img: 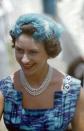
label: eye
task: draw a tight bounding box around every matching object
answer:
[15,47,24,53]
[29,50,38,55]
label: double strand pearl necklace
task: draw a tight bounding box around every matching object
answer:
[19,66,53,96]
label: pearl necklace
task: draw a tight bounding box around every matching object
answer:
[19,66,53,96]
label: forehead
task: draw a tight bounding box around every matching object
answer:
[15,34,44,50]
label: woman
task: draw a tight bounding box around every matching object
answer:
[0,13,84,131]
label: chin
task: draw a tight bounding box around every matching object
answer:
[22,67,38,76]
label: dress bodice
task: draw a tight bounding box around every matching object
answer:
[0,75,81,131]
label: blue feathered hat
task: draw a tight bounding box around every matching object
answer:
[10,13,64,41]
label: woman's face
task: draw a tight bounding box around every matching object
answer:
[15,34,49,76]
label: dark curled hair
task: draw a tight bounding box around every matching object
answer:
[11,24,61,58]
[43,37,61,58]
[67,57,84,86]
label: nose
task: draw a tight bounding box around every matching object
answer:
[21,53,30,64]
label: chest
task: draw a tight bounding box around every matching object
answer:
[22,88,55,109]
[3,91,72,131]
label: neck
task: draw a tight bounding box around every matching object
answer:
[19,65,53,96]
[22,64,49,88]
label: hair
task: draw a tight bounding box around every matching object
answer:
[10,13,63,58]
[67,57,84,86]
[11,24,62,58]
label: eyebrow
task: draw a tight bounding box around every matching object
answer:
[15,44,40,52]
[15,39,40,51]
[15,45,23,49]
[16,39,24,44]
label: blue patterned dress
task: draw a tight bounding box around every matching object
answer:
[0,75,81,131]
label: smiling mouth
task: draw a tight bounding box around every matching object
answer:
[23,64,35,69]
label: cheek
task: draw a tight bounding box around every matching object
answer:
[15,53,22,63]
[40,54,48,61]
[37,56,48,64]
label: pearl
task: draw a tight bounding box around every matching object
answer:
[19,66,53,96]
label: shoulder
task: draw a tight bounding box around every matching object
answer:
[62,74,81,102]
[62,75,81,109]
[0,76,13,97]
[52,68,81,92]
[0,70,19,89]
[63,75,81,92]
[0,76,12,86]
[51,68,65,91]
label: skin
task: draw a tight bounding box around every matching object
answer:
[71,88,84,131]
[0,91,4,120]
[0,34,84,131]
[15,34,49,84]
[14,34,64,109]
